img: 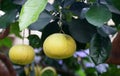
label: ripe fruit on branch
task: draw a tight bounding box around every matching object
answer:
[9,44,35,65]
[43,33,76,59]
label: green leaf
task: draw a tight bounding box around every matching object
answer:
[67,19,97,43]
[29,10,52,30]
[19,0,48,31]
[70,2,89,16]
[1,0,19,11]
[90,33,112,64]
[0,10,18,28]
[97,25,117,37]
[75,68,86,76]
[85,67,97,76]
[101,65,120,76]
[105,0,120,14]
[112,13,120,26]
[63,57,80,70]
[28,35,41,48]
[62,10,73,22]
[85,5,112,27]
[41,70,55,76]
[10,22,22,38]
[0,37,12,48]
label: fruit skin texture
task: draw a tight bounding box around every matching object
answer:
[9,44,35,65]
[43,33,76,59]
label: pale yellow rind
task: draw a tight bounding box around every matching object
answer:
[43,33,76,59]
[9,44,35,65]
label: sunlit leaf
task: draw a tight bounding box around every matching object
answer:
[19,0,48,31]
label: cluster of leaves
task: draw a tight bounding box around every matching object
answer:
[0,0,120,76]
[26,0,118,65]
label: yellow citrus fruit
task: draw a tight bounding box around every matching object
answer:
[43,33,76,59]
[9,44,35,65]
[40,66,57,76]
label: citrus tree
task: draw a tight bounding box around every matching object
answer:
[0,0,120,76]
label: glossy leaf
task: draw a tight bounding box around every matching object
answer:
[97,25,117,37]
[67,19,97,43]
[0,9,18,28]
[90,33,112,64]
[85,5,112,27]
[29,10,53,30]
[19,0,48,31]
[70,2,89,16]
[62,23,87,50]
[104,0,120,14]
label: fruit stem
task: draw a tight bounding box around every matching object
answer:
[58,6,65,34]
[58,6,62,27]
[22,29,25,44]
